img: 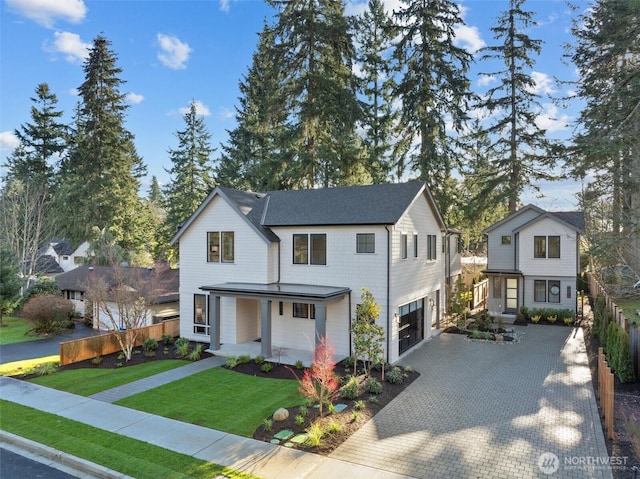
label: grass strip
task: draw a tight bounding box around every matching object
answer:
[117,367,304,437]
[30,360,190,396]
[0,400,259,479]
[0,316,39,345]
[0,356,59,377]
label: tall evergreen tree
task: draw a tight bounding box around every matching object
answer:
[163,101,216,238]
[477,0,556,213]
[217,25,294,191]
[569,0,640,276]
[0,248,22,326]
[148,175,164,205]
[5,83,67,189]
[267,0,363,188]
[393,0,472,216]
[356,0,398,182]
[55,35,149,251]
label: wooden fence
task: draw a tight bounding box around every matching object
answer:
[597,347,614,440]
[59,319,180,366]
[588,273,640,377]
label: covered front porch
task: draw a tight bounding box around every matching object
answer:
[200,282,351,365]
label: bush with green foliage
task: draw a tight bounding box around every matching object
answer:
[340,376,360,400]
[161,334,174,345]
[605,322,636,382]
[225,356,238,368]
[351,288,385,377]
[254,355,265,365]
[21,294,74,335]
[175,338,190,357]
[238,354,251,364]
[187,343,202,361]
[142,338,158,352]
[365,377,382,394]
[386,366,404,384]
[261,362,273,373]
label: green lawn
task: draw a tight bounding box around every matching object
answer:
[30,360,190,396]
[0,356,59,377]
[0,316,39,345]
[0,400,259,479]
[116,367,304,437]
[618,298,640,325]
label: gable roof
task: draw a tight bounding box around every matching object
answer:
[55,265,180,304]
[482,204,585,235]
[171,182,446,245]
[37,238,73,256]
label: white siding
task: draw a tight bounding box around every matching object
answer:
[517,217,579,277]
[177,195,272,341]
[486,209,540,271]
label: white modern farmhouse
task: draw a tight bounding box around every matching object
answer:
[482,205,585,319]
[171,182,460,364]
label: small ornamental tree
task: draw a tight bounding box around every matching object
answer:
[0,249,22,326]
[298,336,339,417]
[351,288,385,377]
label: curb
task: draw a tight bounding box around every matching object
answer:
[0,430,134,479]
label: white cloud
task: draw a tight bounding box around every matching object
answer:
[529,71,556,96]
[156,33,192,70]
[535,103,570,133]
[0,131,20,151]
[477,74,496,87]
[219,0,232,12]
[126,92,144,104]
[454,24,486,54]
[179,100,210,117]
[6,0,87,28]
[219,107,234,120]
[45,31,90,63]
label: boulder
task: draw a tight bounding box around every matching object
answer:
[273,408,289,421]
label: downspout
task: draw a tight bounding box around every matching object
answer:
[385,225,392,364]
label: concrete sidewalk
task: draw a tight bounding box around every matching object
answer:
[0,324,614,479]
[0,375,413,479]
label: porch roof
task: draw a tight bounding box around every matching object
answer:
[482,269,523,275]
[200,282,350,302]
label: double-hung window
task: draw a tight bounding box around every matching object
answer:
[534,236,560,259]
[534,280,561,303]
[356,233,375,253]
[427,235,437,260]
[194,294,209,334]
[207,231,234,263]
[293,234,326,265]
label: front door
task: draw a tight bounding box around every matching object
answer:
[505,278,518,313]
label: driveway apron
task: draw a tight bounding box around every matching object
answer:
[331,325,612,479]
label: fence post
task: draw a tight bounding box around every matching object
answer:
[630,326,639,378]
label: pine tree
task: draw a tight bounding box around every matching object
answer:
[55,35,149,251]
[148,176,164,205]
[356,0,398,182]
[217,25,294,191]
[569,0,640,276]
[5,83,67,189]
[393,0,472,216]
[267,0,363,188]
[163,100,216,237]
[477,0,557,213]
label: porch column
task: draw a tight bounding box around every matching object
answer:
[209,294,220,350]
[260,299,272,358]
[314,302,327,348]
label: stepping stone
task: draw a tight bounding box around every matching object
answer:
[274,429,294,440]
[334,404,348,413]
[290,434,308,444]
[270,439,280,444]
[284,442,294,447]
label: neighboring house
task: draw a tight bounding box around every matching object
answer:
[55,264,179,329]
[482,205,585,319]
[33,239,91,278]
[171,182,460,364]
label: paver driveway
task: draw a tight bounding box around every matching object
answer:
[331,325,613,479]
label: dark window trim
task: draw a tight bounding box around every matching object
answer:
[401,234,408,259]
[413,234,418,258]
[292,303,316,319]
[356,233,375,254]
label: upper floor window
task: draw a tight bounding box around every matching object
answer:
[401,234,408,259]
[501,235,511,245]
[293,234,326,265]
[427,234,437,260]
[208,231,234,263]
[356,233,375,254]
[534,236,560,259]
[413,234,418,257]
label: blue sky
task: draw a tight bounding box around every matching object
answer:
[1,0,585,209]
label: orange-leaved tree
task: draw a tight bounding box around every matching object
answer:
[298,336,339,417]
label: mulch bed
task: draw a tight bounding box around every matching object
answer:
[240,360,419,455]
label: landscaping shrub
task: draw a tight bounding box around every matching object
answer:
[305,422,325,447]
[605,322,636,382]
[225,356,238,369]
[175,338,190,357]
[142,338,158,354]
[161,334,174,345]
[340,376,359,400]
[187,344,202,361]
[294,359,305,370]
[21,294,74,335]
[386,366,404,384]
[254,355,265,365]
[365,377,382,394]
[34,362,58,376]
[17,279,62,311]
[238,354,251,364]
[261,362,273,373]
